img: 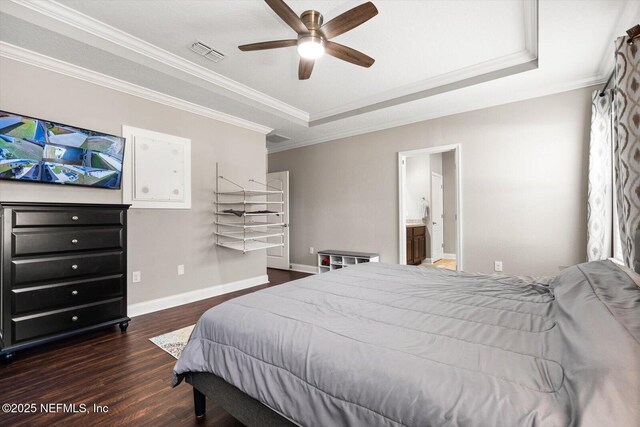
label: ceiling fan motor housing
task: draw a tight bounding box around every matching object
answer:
[301,10,323,30]
[298,10,325,52]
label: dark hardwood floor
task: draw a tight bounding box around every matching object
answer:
[0,268,310,427]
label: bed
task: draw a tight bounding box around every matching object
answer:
[173,260,640,426]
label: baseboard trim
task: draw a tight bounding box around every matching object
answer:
[127,274,269,317]
[290,263,317,274]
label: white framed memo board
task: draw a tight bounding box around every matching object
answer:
[121,125,192,209]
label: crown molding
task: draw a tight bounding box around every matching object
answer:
[523,0,538,57]
[6,0,309,123]
[309,0,539,125]
[0,42,273,135]
[308,49,538,125]
[268,73,606,154]
[1,0,605,151]
[5,0,542,128]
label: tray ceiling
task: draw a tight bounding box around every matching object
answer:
[56,0,532,116]
[0,0,637,152]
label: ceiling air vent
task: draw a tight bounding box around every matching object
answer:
[266,133,291,144]
[189,41,225,63]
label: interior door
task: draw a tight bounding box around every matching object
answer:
[267,171,289,269]
[431,173,444,262]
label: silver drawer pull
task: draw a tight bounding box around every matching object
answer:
[71,290,78,296]
[71,239,79,244]
[71,316,78,322]
[71,215,79,221]
[71,264,79,270]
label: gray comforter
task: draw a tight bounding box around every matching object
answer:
[173,260,640,426]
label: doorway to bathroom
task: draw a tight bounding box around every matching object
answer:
[398,145,462,270]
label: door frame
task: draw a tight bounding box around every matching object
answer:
[266,171,290,270]
[430,172,444,262]
[398,144,463,270]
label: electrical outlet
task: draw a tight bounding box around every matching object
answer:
[132,271,141,283]
[178,264,185,276]
[309,247,314,254]
[494,261,503,272]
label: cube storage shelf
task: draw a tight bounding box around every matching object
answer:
[317,250,380,273]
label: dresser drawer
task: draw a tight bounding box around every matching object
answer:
[12,251,124,285]
[12,275,124,314]
[12,298,125,342]
[12,227,124,256]
[13,208,124,227]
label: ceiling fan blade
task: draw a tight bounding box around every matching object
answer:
[324,41,375,68]
[238,39,297,51]
[298,58,314,80]
[264,0,309,34]
[320,2,378,40]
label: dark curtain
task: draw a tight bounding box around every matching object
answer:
[613,36,640,271]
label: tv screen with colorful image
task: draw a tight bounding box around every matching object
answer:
[0,111,125,189]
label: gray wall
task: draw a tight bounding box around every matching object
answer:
[269,87,593,276]
[442,150,457,254]
[0,58,267,305]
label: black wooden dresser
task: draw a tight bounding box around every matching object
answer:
[0,202,130,363]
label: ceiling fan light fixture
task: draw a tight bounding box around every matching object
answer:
[297,36,324,59]
[238,0,379,79]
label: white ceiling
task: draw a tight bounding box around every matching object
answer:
[56,0,529,115]
[0,0,637,152]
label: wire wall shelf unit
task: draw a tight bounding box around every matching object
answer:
[215,173,285,254]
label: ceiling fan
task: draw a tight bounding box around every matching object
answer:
[238,0,378,80]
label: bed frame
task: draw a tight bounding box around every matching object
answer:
[186,372,297,426]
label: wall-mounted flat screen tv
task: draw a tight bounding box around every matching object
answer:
[0,111,125,189]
